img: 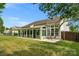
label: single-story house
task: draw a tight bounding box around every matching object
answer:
[12,17,70,39]
[4,29,12,35]
[4,26,19,36]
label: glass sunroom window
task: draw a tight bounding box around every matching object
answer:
[55,28,59,36]
[42,30,46,36]
[47,29,50,36]
[42,27,46,36]
[51,29,54,36]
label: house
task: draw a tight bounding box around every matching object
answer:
[4,30,12,35]
[11,26,19,36]
[12,17,69,39]
[4,26,19,36]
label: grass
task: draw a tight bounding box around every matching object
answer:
[0,35,79,56]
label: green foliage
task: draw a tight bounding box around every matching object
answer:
[0,26,5,33]
[69,25,78,32]
[0,3,5,33]
[5,27,10,30]
[0,17,5,33]
[38,3,79,19]
[0,17,3,25]
[69,26,76,32]
[0,3,5,13]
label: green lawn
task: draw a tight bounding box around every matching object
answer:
[0,35,79,56]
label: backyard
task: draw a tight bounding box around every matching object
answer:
[0,35,79,56]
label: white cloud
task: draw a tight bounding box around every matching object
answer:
[4,16,20,21]
[15,21,29,27]
[5,3,16,8]
[9,17,20,20]
[3,16,30,27]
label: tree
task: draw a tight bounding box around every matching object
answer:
[69,21,79,32]
[0,17,3,25]
[38,3,79,19]
[69,26,77,32]
[0,17,5,33]
[0,3,5,14]
[0,26,5,33]
[0,3,5,33]
[6,27,10,30]
[37,3,79,38]
[37,3,79,26]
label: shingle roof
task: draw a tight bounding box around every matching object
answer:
[22,17,60,28]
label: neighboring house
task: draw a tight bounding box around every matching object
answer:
[4,26,19,36]
[11,26,19,36]
[4,30,11,35]
[12,17,69,40]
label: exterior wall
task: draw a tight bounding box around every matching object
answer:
[60,21,69,31]
[59,20,70,38]
[40,25,59,40]
[4,30,11,35]
[13,19,71,39]
[17,25,59,40]
[12,30,19,36]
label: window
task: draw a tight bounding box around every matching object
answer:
[55,28,59,36]
[42,27,46,29]
[51,29,54,36]
[47,28,50,36]
[51,25,54,28]
[55,25,59,27]
[37,30,40,35]
[51,28,59,36]
[42,29,46,36]
[30,30,32,35]
[42,27,46,36]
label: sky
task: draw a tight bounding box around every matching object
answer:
[2,3,48,28]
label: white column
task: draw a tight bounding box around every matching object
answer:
[40,27,42,40]
[12,31,14,36]
[50,25,51,36]
[18,30,20,36]
[32,29,33,38]
[35,29,36,38]
[22,30,23,37]
[19,30,21,36]
[20,30,22,37]
[22,29,24,37]
[59,29,61,38]
[36,29,38,38]
[46,26,47,37]
[27,29,28,37]
[54,25,56,37]
[26,29,27,37]
[21,30,23,37]
[29,29,30,38]
[24,30,25,37]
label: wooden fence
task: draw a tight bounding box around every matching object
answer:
[61,31,79,42]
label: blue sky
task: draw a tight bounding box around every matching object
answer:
[2,3,48,28]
